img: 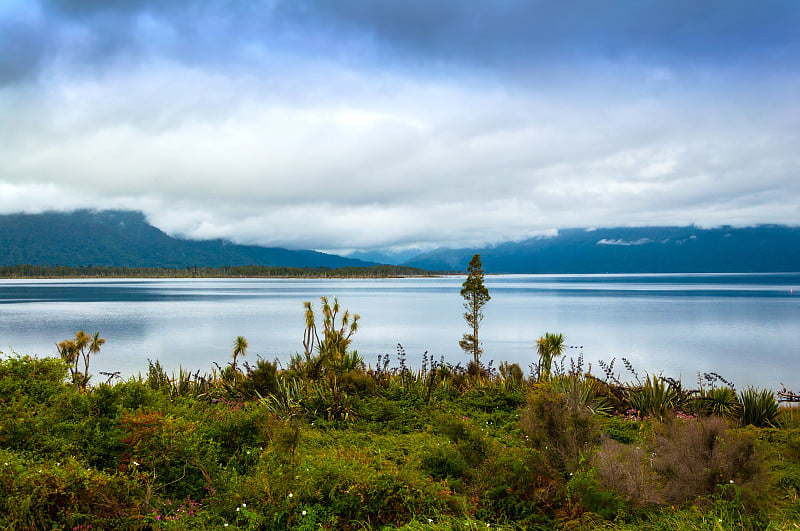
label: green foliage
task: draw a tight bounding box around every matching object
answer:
[239,358,280,399]
[535,332,565,381]
[549,375,612,416]
[739,387,780,427]
[459,253,490,365]
[697,386,741,420]
[0,338,797,529]
[522,384,600,475]
[627,375,678,420]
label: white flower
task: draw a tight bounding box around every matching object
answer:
[236,508,240,512]
[132,461,139,466]
[428,519,432,523]
[302,510,307,516]
[224,524,229,528]
[242,503,246,507]
[730,479,734,484]
[289,493,293,498]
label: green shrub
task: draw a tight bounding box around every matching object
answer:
[627,375,678,420]
[522,384,600,475]
[697,386,741,420]
[739,387,779,427]
[239,358,280,398]
[0,450,140,529]
[479,446,560,524]
[566,467,627,521]
[421,447,468,482]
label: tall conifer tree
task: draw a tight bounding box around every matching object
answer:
[459,254,490,365]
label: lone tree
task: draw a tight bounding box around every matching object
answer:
[232,335,248,372]
[459,253,490,365]
[536,332,565,380]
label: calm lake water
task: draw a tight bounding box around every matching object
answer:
[1,274,798,389]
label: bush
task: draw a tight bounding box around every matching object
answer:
[627,375,678,420]
[0,450,140,529]
[594,416,766,507]
[479,447,560,524]
[739,387,779,427]
[697,386,741,421]
[239,359,280,399]
[522,384,600,475]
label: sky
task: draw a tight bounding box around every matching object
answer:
[1,1,799,253]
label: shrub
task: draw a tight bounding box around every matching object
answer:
[627,375,678,420]
[479,446,561,524]
[595,416,766,507]
[592,437,661,506]
[239,358,280,399]
[739,387,779,427]
[438,415,489,467]
[420,447,468,482]
[697,386,741,421]
[0,450,140,529]
[654,417,766,504]
[521,384,600,475]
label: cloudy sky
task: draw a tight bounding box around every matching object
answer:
[1,1,799,253]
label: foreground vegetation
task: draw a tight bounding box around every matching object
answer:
[0,264,440,279]
[2,335,800,529]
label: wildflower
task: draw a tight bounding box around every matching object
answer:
[242,503,246,507]
[289,493,293,498]
[730,479,734,484]
[224,524,229,527]
[132,461,139,466]
[302,510,307,516]
[428,519,432,523]
[236,508,240,512]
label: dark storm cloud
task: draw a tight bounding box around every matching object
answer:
[282,0,800,68]
[12,0,798,81]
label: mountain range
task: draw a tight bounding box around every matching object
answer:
[402,226,800,273]
[0,210,371,269]
[1,210,798,273]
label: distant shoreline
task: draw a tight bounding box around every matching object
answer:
[0,264,444,279]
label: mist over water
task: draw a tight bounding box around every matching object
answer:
[1,274,798,389]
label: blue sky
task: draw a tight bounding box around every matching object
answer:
[1,0,799,252]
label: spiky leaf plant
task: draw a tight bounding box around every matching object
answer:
[627,375,678,421]
[698,387,741,421]
[739,387,779,427]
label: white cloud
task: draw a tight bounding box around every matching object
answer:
[1,2,799,252]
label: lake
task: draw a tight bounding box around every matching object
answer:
[1,274,798,390]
